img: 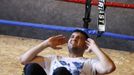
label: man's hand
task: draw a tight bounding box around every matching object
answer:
[85,38,97,52]
[45,35,67,49]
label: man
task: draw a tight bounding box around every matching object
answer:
[19,30,116,75]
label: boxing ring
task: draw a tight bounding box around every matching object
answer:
[0,0,134,75]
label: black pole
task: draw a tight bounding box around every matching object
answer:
[83,0,92,28]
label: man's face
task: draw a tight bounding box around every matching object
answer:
[67,32,87,51]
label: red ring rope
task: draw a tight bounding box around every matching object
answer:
[59,0,134,9]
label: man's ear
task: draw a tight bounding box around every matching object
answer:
[85,48,92,53]
[85,45,88,49]
[84,43,88,50]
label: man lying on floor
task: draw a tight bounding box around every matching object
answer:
[19,30,116,75]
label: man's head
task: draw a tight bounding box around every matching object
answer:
[67,30,89,56]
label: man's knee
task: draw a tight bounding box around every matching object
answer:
[24,63,46,75]
[24,63,40,69]
[53,67,72,75]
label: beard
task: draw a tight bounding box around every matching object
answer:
[67,45,82,54]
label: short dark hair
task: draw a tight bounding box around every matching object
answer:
[73,29,89,39]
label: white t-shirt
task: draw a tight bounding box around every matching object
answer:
[39,55,98,75]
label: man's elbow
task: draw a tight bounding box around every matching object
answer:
[106,63,116,73]
[18,56,28,65]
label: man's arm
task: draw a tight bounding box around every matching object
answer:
[86,38,116,74]
[19,35,67,65]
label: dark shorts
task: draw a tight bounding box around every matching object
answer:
[24,63,72,75]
